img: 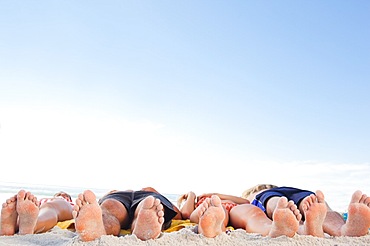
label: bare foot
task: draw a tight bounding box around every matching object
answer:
[16,190,39,235]
[197,195,226,238]
[269,197,300,238]
[0,195,18,235]
[131,196,164,240]
[73,190,106,242]
[299,190,327,237]
[341,190,370,237]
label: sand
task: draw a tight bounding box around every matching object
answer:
[0,226,369,246]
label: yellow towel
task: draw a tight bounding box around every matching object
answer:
[118,220,197,235]
[164,219,196,233]
[57,219,197,235]
[56,219,75,230]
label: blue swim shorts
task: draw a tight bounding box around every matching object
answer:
[251,186,314,213]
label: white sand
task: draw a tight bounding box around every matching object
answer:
[0,226,369,246]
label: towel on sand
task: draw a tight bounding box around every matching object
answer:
[56,219,198,235]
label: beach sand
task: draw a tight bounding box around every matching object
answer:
[0,225,369,246]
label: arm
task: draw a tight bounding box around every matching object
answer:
[198,193,250,204]
[177,191,196,220]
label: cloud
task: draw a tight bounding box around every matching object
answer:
[1,106,368,212]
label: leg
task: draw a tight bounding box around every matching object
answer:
[322,207,345,236]
[340,190,370,236]
[131,196,164,240]
[298,190,327,237]
[323,190,370,237]
[34,199,73,233]
[264,196,280,220]
[229,197,300,238]
[16,190,39,235]
[0,195,18,235]
[100,198,130,236]
[269,197,301,238]
[73,190,107,242]
[179,191,196,220]
[195,195,226,238]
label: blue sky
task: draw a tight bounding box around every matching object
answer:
[0,1,369,207]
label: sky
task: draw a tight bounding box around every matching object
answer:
[0,1,369,211]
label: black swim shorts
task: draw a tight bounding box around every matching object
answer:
[98,190,177,229]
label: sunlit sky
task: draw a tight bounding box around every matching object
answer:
[0,1,369,209]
